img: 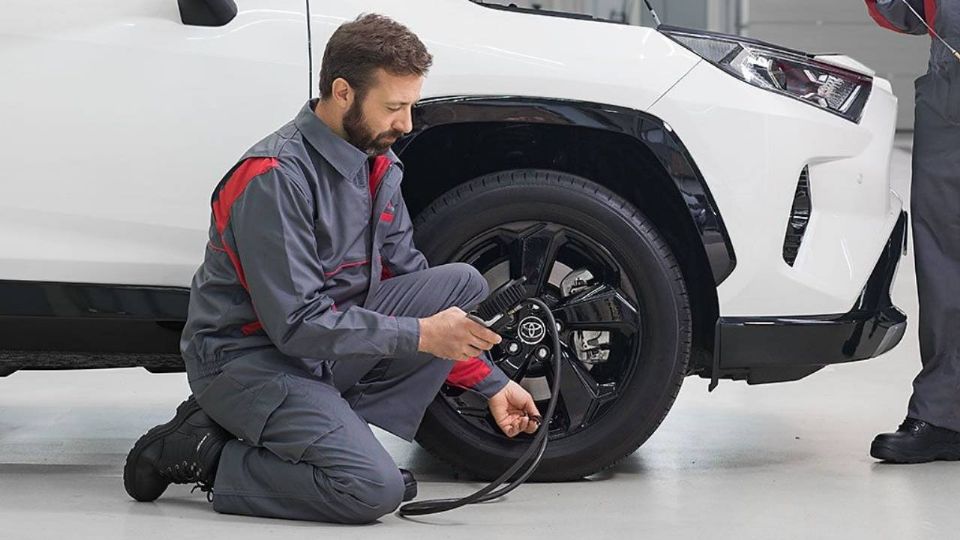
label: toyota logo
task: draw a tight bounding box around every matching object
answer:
[518,316,546,345]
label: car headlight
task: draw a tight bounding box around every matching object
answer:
[660,27,873,123]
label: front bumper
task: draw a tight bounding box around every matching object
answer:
[648,59,902,317]
[711,211,908,386]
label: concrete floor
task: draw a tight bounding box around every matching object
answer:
[3,135,957,540]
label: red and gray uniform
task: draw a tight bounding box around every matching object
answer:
[866,1,960,431]
[179,100,509,523]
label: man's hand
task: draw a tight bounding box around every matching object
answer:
[418,307,502,361]
[488,380,541,438]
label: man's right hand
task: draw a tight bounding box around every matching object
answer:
[417,307,502,361]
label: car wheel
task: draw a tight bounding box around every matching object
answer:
[412,169,692,481]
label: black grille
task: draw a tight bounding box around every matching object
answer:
[783,166,811,266]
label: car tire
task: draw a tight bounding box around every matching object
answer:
[412,169,692,481]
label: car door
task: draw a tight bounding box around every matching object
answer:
[0,0,309,288]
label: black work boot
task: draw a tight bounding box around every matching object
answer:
[871,418,960,463]
[400,468,417,502]
[124,396,232,502]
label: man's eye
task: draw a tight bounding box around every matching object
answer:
[388,106,402,112]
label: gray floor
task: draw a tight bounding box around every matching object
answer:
[3,134,956,540]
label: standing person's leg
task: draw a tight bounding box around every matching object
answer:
[872,72,960,462]
[193,350,406,523]
[330,262,495,441]
[906,85,960,432]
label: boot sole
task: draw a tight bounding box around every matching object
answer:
[870,441,960,464]
[123,397,200,502]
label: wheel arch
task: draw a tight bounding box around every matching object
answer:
[396,96,734,374]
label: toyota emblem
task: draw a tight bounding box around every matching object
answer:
[518,316,546,345]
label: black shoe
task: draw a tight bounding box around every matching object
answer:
[400,468,417,502]
[124,396,232,502]
[871,418,960,463]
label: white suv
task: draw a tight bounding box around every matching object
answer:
[0,0,907,480]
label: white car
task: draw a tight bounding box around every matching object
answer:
[0,0,907,480]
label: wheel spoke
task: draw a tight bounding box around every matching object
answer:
[501,223,567,297]
[553,284,640,336]
[544,342,617,430]
[498,352,535,382]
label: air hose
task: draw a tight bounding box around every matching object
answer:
[397,277,562,516]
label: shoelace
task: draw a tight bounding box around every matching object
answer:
[900,419,926,433]
[898,419,960,442]
[162,460,202,484]
[161,461,214,502]
[190,483,214,503]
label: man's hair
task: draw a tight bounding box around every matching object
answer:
[319,13,433,100]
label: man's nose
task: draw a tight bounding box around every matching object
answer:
[395,111,413,134]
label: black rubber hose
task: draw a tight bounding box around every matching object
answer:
[397,297,562,516]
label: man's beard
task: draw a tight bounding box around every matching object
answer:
[342,98,403,156]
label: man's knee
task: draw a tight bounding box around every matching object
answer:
[298,437,405,524]
[439,262,488,308]
[320,464,405,524]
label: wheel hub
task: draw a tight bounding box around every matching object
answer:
[517,315,547,345]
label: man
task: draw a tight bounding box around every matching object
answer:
[123,13,541,523]
[865,0,960,462]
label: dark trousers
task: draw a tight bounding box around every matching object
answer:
[906,67,960,432]
[189,263,488,523]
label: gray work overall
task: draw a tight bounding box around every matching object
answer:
[179,100,509,522]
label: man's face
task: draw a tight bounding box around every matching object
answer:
[342,69,423,156]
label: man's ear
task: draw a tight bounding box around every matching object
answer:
[331,78,354,110]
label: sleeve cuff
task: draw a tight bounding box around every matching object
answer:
[471,365,510,401]
[394,315,421,357]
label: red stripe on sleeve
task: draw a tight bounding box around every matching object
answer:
[864,0,909,33]
[213,158,280,234]
[446,357,492,389]
[210,157,280,291]
[924,0,937,33]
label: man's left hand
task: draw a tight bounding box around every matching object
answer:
[488,380,542,437]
